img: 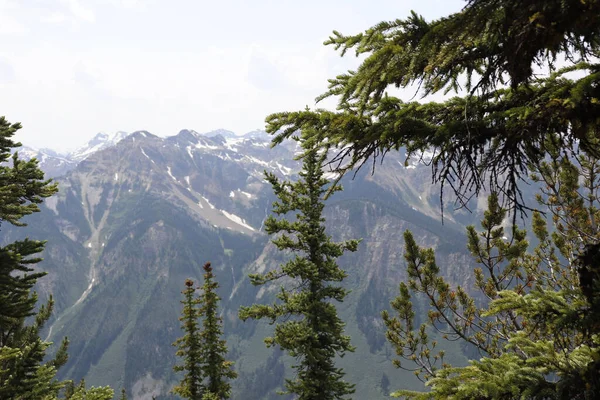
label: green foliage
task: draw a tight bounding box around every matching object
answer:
[61,379,114,400]
[264,0,600,213]
[173,279,204,399]
[258,3,600,393]
[173,264,237,400]
[198,262,237,399]
[239,137,359,400]
[0,116,68,399]
[384,151,600,399]
[0,117,58,227]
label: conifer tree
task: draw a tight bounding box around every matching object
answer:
[198,262,236,400]
[0,116,69,399]
[173,279,203,399]
[258,2,600,396]
[383,141,600,398]
[239,138,359,400]
[173,264,236,400]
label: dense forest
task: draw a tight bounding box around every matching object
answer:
[2,0,600,399]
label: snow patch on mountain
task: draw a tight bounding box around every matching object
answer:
[243,155,269,167]
[186,146,194,159]
[201,195,216,210]
[140,148,155,164]
[195,141,219,151]
[238,190,253,199]
[221,210,255,231]
[167,166,177,181]
[276,162,292,176]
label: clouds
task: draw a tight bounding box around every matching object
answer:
[0,0,28,34]
[0,0,465,151]
[60,0,95,23]
[247,47,287,92]
[0,58,15,84]
[0,0,94,33]
[41,11,69,25]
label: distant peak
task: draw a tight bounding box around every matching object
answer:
[69,130,134,162]
[204,129,237,139]
[130,130,155,138]
[38,147,66,158]
[87,131,130,147]
[88,132,109,145]
[243,129,269,140]
[176,129,201,139]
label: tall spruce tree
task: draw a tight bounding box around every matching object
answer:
[0,116,69,399]
[239,138,359,400]
[173,263,236,400]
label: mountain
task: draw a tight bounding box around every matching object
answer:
[5,128,482,399]
[16,129,277,179]
[14,146,77,178]
[68,131,131,162]
[204,129,237,139]
[14,130,130,178]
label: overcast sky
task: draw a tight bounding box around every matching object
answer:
[1,0,464,151]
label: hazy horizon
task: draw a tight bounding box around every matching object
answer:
[1,0,464,151]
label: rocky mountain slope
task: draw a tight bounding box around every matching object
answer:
[6,129,481,399]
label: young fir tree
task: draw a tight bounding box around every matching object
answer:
[198,262,236,400]
[173,279,203,399]
[239,140,359,400]
[382,137,600,398]
[0,116,70,399]
[173,263,236,400]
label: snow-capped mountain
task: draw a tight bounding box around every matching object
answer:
[68,131,131,162]
[17,129,281,179]
[14,146,76,178]
[15,131,131,177]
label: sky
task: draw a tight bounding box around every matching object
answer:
[0,0,464,152]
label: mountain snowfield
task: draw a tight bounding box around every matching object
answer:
[7,128,481,399]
